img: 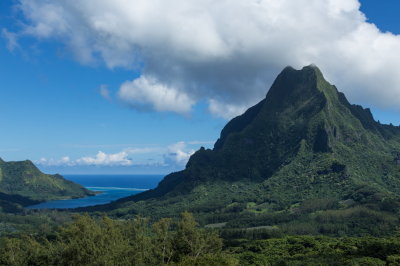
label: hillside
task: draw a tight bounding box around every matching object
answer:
[0,158,94,212]
[90,65,400,236]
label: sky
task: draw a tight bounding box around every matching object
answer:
[0,0,400,174]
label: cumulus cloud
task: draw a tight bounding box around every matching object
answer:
[37,151,133,166]
[14,0,400,118]
[118,75,195,114]
[37,156,71,166]
[208,99,248,120]
[76,151,132,166]
[36,147,158,167]
[164,142,195,166]
[36,144,199,167]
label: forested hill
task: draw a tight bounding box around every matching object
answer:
[0,158,94,212]
[88,66,400,236]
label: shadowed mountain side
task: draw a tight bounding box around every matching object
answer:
[82,66,400,235]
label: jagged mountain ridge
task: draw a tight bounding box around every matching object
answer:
[89,66,400,234]
[125,65,400,201]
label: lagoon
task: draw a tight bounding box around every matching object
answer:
[27,174,164,209]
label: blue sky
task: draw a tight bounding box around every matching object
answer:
[0,0,400,174]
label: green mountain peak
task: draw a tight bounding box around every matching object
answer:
[0,159,95,212]
[94,66,400,235]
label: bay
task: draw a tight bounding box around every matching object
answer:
[27,174,164,209]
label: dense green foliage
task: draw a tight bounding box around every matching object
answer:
[0,210,75,237]
[84,66,400,237]
[0,213,233,266]
[227,235,400,265]
[3,214,400,265]
[0,158,94,212]
[4,65,400,263]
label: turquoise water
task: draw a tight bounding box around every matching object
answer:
[27,175,164,209]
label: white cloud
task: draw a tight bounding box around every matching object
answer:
[74,147,161,166]
[36,148,157,167]
[37,156,71,166]
[208,99,248,120]
[12,0,400,118]
[2,28,19,52]
[37,152,130,167]
[35,144,200,167]
[164,141,195,166]
[118,75,195,114]
[60,156,70,163]
[76,151,132,166]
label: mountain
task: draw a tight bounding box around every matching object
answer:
[0,158,94,212]
[92,65,400,236]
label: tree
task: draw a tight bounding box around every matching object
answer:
[153,218,174,264]
[173,212,223,262]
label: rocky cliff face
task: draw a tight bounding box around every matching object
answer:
[124,65,400,202]
[91,66,400,234]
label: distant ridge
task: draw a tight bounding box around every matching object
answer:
[0,158,95,212]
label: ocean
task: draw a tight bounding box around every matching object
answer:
[27,174,164,209]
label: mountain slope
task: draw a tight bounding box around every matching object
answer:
[0,158,94,211]
[91,65,400,236]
